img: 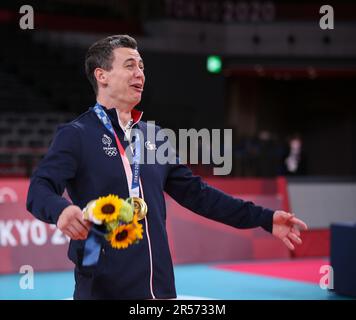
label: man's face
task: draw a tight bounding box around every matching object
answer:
[104,47,145,107]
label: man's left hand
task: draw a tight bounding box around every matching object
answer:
[272,210,308,250]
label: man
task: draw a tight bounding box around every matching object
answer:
[27,35,307,299]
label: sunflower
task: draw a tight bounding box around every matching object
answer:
[93,194,123,223]
[108,224,138,249]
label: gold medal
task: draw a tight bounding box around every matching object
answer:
[129,197,148,221]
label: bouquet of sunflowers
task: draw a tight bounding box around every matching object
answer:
[83,194,145,249]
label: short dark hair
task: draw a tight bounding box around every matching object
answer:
[85,35,138,95]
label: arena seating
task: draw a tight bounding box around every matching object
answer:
[0,112,75,176]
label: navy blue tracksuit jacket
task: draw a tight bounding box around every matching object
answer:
[27,106,275,299]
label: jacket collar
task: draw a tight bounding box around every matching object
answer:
[97,105,143,129]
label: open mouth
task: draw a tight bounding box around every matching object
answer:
[130,84,143,92]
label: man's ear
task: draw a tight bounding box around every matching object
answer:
[94,68,108,86]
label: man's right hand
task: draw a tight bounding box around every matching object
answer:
[57,205,92,240]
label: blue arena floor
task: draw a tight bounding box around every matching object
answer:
[0,261,353,300]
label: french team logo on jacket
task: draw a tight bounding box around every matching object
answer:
[102,134,118,157]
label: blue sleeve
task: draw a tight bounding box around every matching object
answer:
[164,163,274,233]
[26,124,81,224]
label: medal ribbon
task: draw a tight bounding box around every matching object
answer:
[94,103,141,197]
[82,103,142,266]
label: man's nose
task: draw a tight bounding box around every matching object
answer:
[134,67,144,78]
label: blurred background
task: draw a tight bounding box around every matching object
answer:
[0,0,355,299]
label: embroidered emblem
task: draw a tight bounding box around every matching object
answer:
[102,134,118,157]
[145,141,157,151]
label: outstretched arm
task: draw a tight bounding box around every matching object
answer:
[165,163,275,232]
[27,124,91,240]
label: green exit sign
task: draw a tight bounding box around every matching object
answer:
[207,55,222,73]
